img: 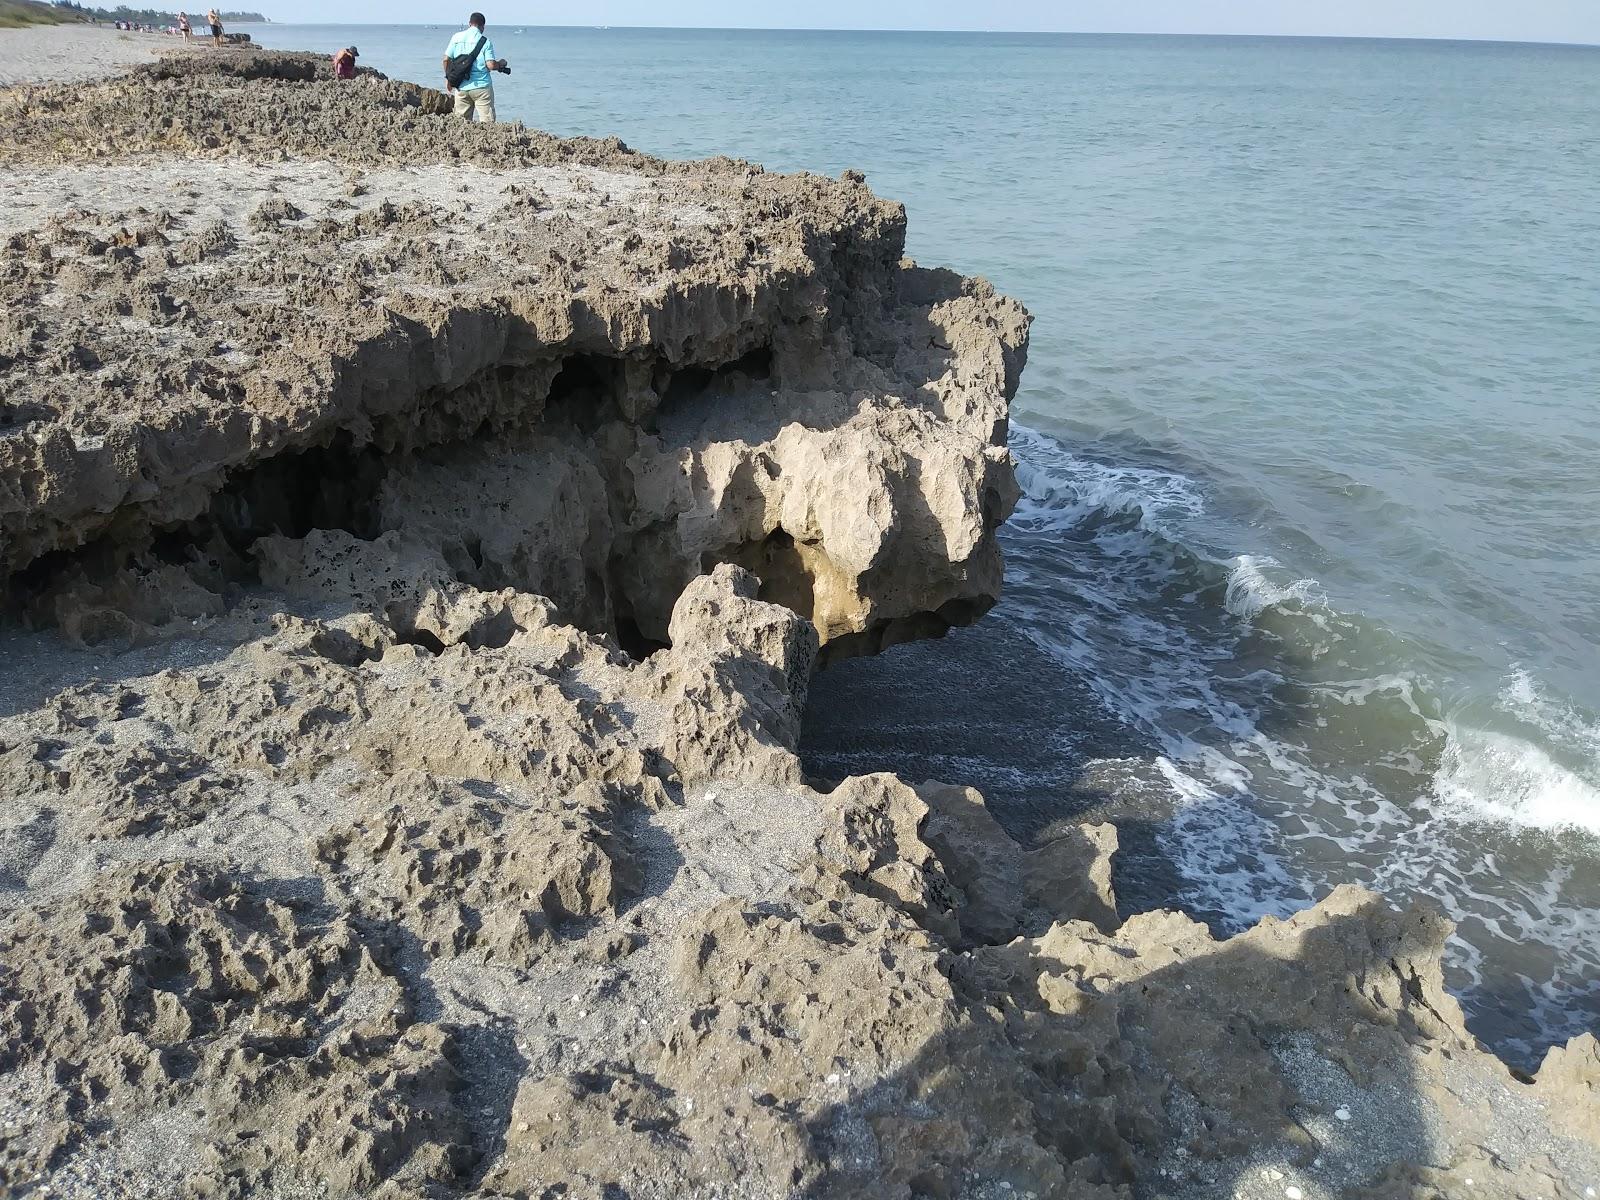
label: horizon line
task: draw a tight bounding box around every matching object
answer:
[252,23,1600,49]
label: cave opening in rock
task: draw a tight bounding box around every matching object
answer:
[651,345,774,431]
[396,628,448,656]
[137,433,394,593]
[5,545,96,614]
[6,343,786,646]
[541,353,622,434]
[2,432,395,621]
[205,433,390,556]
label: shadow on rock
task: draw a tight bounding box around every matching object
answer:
[800,890,1448,1199]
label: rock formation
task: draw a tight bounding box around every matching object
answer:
[0,50,1024,662]
[0,51,1595,1200]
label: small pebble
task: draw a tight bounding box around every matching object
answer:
[1334,1107,1352,1122]
[516,1121,529,1133]
[1285,1189,1304,1200]
[825,1073,841,1084]
[704,790,718,802]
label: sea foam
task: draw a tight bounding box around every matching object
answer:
[990,425,1600,1063]
[1432,671,1600,837]
[1010,424,1205,537]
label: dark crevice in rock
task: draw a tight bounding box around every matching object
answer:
[652,344,774,432]
[397,628,448,656]
[705,527,819,627]
[210,435,390,553]
[306,626,387,668]
[614,615,669,662]
[6,546,89,613]
[818,595,995,668]
[3,338,802,665]
[4,348,623,627]
[540,353,627,435]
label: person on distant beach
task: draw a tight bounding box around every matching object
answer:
[208,9,224,47]
[178,12,191,39]
[333,46,359,80]
[442,12,509,123]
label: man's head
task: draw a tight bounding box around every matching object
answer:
[347,46,359,57]
[469,12,485,29]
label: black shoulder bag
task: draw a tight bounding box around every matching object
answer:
[445,35,487,90]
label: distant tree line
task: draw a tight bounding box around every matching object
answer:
[52,1,267,21]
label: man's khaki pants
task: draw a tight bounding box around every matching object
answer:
[453,86,495,123]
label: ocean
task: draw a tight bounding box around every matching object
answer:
[251,24,1600,1069]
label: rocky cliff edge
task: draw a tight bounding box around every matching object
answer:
[0,52,1595,1200]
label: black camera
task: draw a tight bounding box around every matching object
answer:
[496,64,511,74]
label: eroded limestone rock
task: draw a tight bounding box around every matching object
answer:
[0,862,471,1195]
[314,770,628,966]
[1537,1033,1600,1143]
[1,55,1028,663]
[0,49,1594,1200]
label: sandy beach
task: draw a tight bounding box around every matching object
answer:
[0,22,180,87]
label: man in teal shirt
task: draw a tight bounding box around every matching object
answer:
[442,12,509,123]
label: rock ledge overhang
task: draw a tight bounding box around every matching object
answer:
[1,51,1030,660]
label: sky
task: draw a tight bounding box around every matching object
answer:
[259,1,1600,45]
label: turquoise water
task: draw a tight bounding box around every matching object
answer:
[254,25,1600,1066]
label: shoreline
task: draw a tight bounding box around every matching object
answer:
[216,25,1600,50]
[0,43,1596,1199]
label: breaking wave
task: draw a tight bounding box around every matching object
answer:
[1222,554,1325,620]
[1433,672,1600,836]
[1003,422,1600,1065]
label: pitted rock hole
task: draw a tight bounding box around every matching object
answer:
[540,353,623,434]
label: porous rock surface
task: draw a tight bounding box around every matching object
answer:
[0,51,1596,1200]
[0,51,1024,659]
